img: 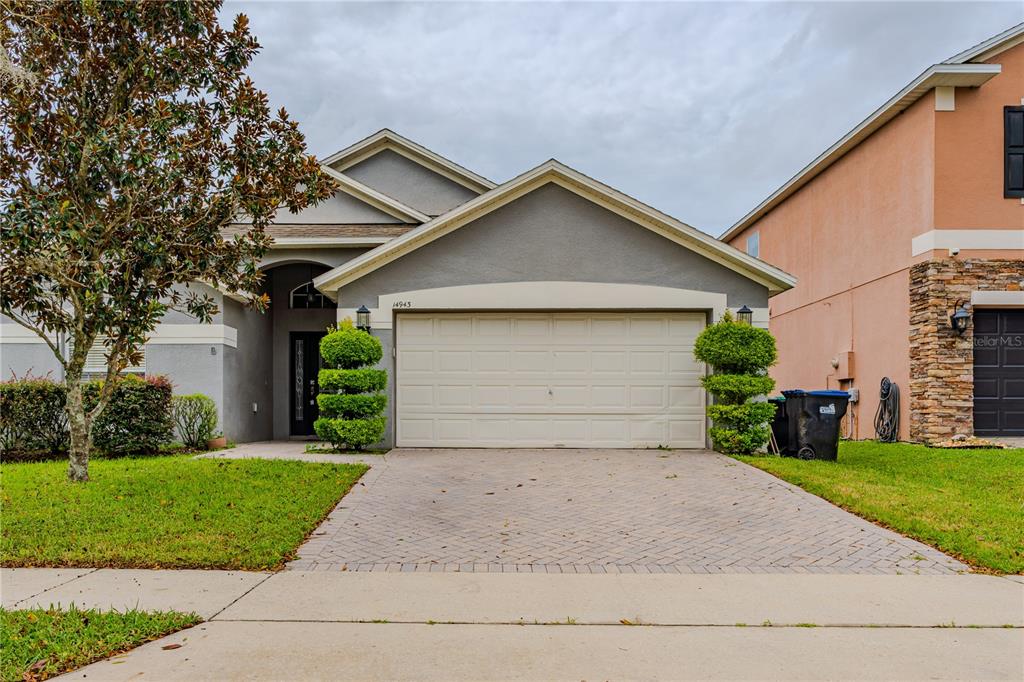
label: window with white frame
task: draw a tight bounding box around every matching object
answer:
[289,281,336,309]
[746,232,760,259]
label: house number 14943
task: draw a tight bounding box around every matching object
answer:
[393,301,413,308]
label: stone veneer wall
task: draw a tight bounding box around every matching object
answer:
[908,258,1024,443]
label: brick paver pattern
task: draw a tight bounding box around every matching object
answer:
[290,449,967,574]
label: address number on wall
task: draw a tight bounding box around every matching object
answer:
[393,301,413,309]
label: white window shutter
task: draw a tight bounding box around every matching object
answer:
[82,336,146,375]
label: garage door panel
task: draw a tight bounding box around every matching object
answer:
[513,351,550,372]
[474,350,510,372]
[397,312,706,448]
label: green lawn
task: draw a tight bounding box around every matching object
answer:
[1,606,200,682]
[1,456,367,570]
[737,441,1024,574]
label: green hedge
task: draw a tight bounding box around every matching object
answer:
[0,375,174,461]
[318,368,387,394]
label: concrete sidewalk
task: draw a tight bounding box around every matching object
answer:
[2,568,1021,680]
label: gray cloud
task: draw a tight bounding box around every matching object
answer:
[224,1,1023,234]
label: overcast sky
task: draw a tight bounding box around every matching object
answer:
[224,1,1023,236]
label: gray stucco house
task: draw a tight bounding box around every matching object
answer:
[0,130,794,449]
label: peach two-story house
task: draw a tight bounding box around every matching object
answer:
[723,23,1024,443]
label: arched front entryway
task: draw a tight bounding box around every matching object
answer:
[262,262,336,440]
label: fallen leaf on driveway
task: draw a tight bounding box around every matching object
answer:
[161,644,183,651]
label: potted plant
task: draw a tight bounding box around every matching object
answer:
[206,432,227,450]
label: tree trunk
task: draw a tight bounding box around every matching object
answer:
[65,374,91,482]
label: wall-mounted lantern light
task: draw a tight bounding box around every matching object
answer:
[356,305,371,332]
[949,301,970,335]
[736,305,753,326]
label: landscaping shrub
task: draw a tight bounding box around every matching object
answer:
[0,375,173,460]
[0,376,69,458]
[86,376,174,456]
[172,394,219,449]
[694,312,778,455]
[314,320,387,449]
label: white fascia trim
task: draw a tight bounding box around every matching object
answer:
[720,63,1002,243]
[335,282,736,330]
[911,229,1024,256]
[314,161,797,298]
[147,324,238,347]
[943,22,1024,64]
[0,324,51,344]
[322,129,496,194]
[320,165,430,223]
[971,291,1024,308]
[0,323,238,347]
[271,237,393,249]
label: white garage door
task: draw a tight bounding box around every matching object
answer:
[396,312,706,448]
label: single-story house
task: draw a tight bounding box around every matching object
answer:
[0,129,795,448]
[721,22,1024,442]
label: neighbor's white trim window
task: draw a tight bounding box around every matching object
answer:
[83,336,146,376]
[746,232,760,258]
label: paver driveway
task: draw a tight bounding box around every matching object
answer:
[291,449,966,574]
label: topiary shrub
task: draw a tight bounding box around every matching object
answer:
[314,319,387,449]
[172,394,219,450]
[694,311,778,455]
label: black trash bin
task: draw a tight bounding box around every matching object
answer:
[768,396,789,454]
[781,390,850,461]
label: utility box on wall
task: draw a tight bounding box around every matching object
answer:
[835,351,855,381]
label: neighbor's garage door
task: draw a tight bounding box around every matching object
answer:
[974,309,1024,437]
[395,312,706,448]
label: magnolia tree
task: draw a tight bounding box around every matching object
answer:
[0,1,334,481]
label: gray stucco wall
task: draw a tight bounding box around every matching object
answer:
[223,294,274,443]
[1,343,62,380]
[342,149,479,216]
[338,183,770,449]
[266,191,400,224]
[339,183,769,309]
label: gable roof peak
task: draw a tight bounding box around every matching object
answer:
[321,128,496,194]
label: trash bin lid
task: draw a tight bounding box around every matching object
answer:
[806,390,850,397]
[768,396,786,403]
[781,390,806,397]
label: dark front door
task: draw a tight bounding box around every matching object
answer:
[973,309,1024,437]
[290,332,326,436]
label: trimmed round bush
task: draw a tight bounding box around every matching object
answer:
[314,416,386,449]
[317,393,387,420]
[318,368,387,394]
[0,377,69,457]
[320,326,382,369]
[701,374,775,405]
[172,394,219,449]
[694,316,777,374]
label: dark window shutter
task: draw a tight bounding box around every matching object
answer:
[1007,106,1024,198]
